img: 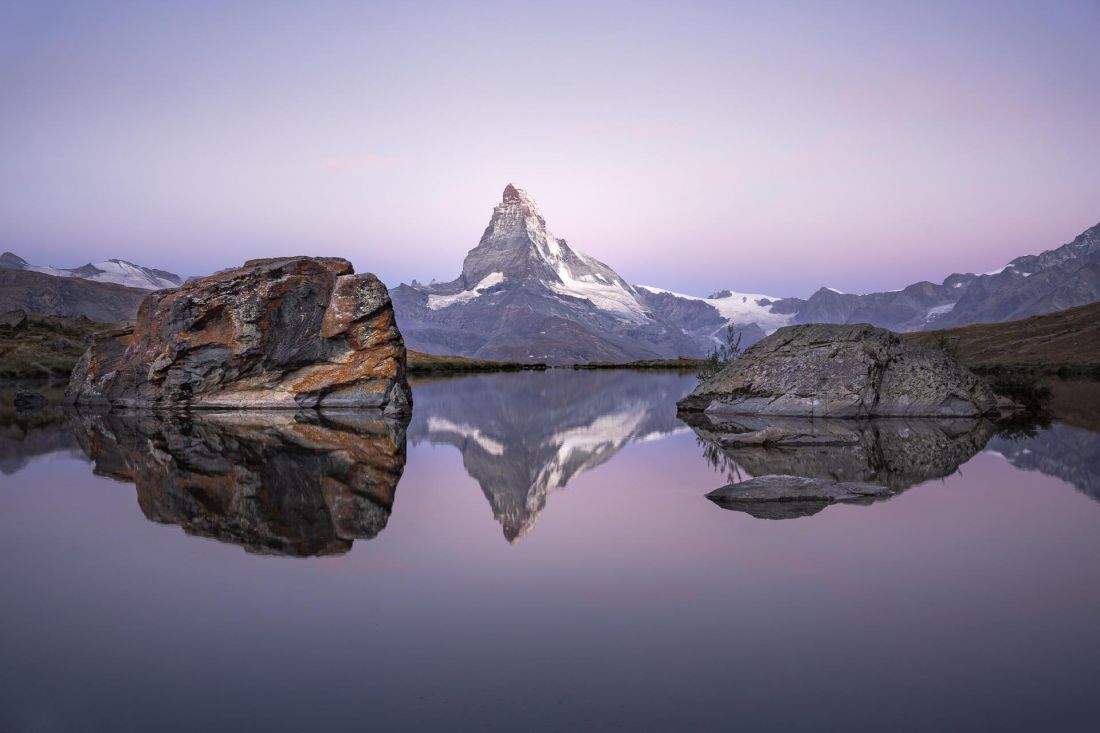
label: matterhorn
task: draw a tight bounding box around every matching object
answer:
[390,184,702,364]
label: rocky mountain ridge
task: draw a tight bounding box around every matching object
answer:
[393,184,1099,363]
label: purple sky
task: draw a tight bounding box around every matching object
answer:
[1,1,1097,298]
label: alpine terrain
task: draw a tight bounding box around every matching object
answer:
[0,252,183,290]
[390,184,707,364]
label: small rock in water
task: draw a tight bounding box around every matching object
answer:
[706,474,894,520]
[14,390,48,412]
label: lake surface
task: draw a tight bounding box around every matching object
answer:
[2,371,1099,732]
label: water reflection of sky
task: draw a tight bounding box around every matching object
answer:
[1,372,1099,732]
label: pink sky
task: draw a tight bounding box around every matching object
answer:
[1,1,1097,297]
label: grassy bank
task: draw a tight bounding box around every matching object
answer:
[0,311,118,382]
[569,357,709,372]
[407,350,548,375]
[905,300,1100,376]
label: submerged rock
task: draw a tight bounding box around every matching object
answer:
[706,475,893,519]
[678,323,997,418]
[64,257,411,412]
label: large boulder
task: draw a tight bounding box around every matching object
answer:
[678,323,997,418]
[65,256,411,413]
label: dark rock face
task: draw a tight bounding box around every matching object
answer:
[69,409,409,556]
[679,323,997,418]
[391,185,701,364]
[706,476,893,519]
[0,269,146,322]
[13,390,48,412]
[65,257,411,412]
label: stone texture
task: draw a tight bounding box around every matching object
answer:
[69,409,408,556]
[13,390,48,412]
[706,475,894,520]
[678,323,997,418]
[684,413,994,491]
[65,256,411,413]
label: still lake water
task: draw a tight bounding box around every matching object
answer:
[2,370,1099,732]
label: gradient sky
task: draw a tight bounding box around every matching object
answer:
[1,0,1098,297]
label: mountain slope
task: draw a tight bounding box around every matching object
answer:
[905,299,1100,373]
[391,184,702,364]
[792,222,1100,331]
[0,252,182,290]
[0,269,146,322]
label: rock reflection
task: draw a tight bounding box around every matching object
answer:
[409,371,693,542]
[69,410,409,556]
[685,413,996,518]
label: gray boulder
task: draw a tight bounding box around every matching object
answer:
[678,323,997,418]
[706,475,894,520]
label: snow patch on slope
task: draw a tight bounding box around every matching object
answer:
[550,257,648,322]
[638,285,795,334]
[27,259,180,290]
[925,302,956,321]
[427,272,504,310]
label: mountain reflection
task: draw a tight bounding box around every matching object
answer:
[68,410,409,557]
[987,423,1100,501]
[0,387,84,473]
[408,371,693,542]
[684,413,997,518]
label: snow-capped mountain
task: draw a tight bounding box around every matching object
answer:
[0,252,182,290]
[390,184,702,363]
[633,221,1100,341]
[392,185,1100,363]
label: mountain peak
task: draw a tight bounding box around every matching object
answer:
[502,182,532,206]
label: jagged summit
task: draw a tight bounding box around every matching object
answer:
[502,182,535,207]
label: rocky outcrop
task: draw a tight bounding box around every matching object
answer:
[678,323,997,417]
[69,409,408,556]
[706,475,893,519]
[65,257,411,412]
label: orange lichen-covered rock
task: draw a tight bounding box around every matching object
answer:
[65,256,411,413]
